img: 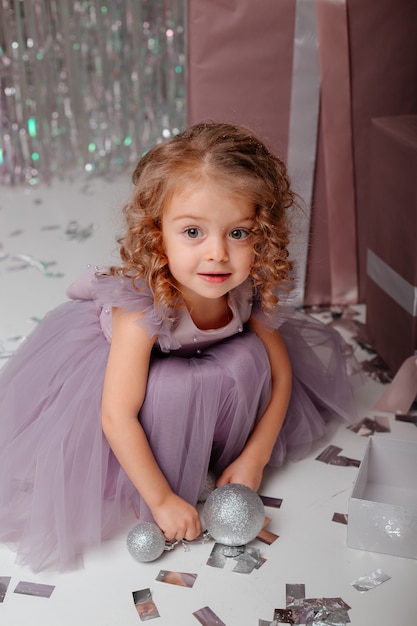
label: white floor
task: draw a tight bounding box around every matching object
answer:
[0,177,416,625]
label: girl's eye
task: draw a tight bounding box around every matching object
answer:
[184,227,203,239]
[229,228,250,240]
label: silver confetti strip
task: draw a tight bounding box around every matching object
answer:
[206,542,265,574]
[351,568,391,593]
[13,581,55,598]
[278,584,352,626]
[316,445,360,467]
[132,587,160,621]
[193,606,226,626]
[347,415,391,436]
[0,577,11,603]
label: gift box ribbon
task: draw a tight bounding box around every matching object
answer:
[289,0,358,305]
[287,0,320,306]
[367,248,417,317]
[316,0,358,305]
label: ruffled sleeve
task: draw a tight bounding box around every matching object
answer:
[251,284,295,331]
[67,265,179,351]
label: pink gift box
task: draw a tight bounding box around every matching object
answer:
[187,0,296,158]
[366,115,417,374]
[348,0,417,302]
[187,0,417,305]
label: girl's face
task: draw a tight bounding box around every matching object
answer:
[162,182,255,306]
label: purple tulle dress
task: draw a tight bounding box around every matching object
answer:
[0,266,353,571]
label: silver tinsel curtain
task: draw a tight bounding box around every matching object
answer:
[0,0,186,186]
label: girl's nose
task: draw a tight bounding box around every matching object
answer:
[206,236,229,262]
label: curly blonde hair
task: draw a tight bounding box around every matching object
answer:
[112,122,295,314]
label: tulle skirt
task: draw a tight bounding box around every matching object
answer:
[0,299,353,571]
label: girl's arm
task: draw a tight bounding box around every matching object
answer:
[101,307,202,542]
[216,314,292,491]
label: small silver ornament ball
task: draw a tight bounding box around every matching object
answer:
[202,483,265,547]
[126,521,166,563]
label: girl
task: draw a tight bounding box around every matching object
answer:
[0,122,353,571]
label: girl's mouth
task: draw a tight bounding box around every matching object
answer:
[198,273,231,284]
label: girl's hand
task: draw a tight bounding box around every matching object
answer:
[151,493,202,542]
[215,454,264,493]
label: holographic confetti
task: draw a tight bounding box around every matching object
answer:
[316,445,360,467]
[40,224,61,231]
[332,513,348,525]
[256,516,279,545]
[395,412,417,427]
[278,588,352,625]
[286,583,306,604]
[257,527,279,545]
[347,415,390,436]
[232,547,265,573]
[0,577,11,603]
[361,356,393,384]
[156,570,197,588]
[351,568,391,593]
[193,606,226,626]
[0,0,187,187]
[65,220,95,242]
[6,254,63,277]
[7,229,24,237]
[206,543,228,569]
[259,495,283,508]
[0,334,26,359]
[272,609,295,624]
[206,542,265,574]
[14,581,55,598]
[132,588,160,621]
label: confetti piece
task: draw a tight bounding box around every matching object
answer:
[132,588,160,621]
[260,495,283,508]
[156,570,197,588]
[351,568,391,592]
[347,415,390,436]
[395,412,417,427]
[14,581,55,598]
[193,606,226,626]
[65,220,95,242]
[232,547,265,573]
[332,513,348,525]
[316,445,360,467]
[0,577,11,603]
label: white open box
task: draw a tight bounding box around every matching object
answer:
[347,436,417,559]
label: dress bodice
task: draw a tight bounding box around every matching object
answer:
[167,281,253,356]
[66,266,255,355]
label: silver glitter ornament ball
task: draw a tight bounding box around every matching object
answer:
[126,521,166,563]
[202,483,265,546]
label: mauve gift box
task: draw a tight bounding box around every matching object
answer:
[366,115,417,374]
[347,436,417,559]
[187,0,417,305]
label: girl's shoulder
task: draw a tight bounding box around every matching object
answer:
[66,264,147,308]
[250,282,295,330]
[66,265,179,351]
